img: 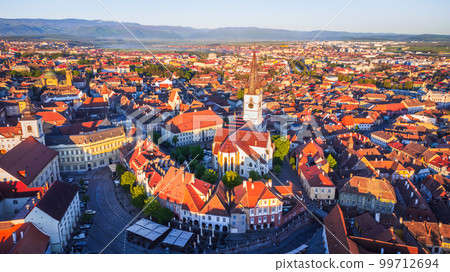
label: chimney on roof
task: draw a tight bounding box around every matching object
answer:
[375,212,380,223]
[399,217,403,224]
[376,158,378,162]
[20,231,24,240]
[439,222,442,228]
[380,248,384,254]
[267,179,272,187]
[12,232,17,243]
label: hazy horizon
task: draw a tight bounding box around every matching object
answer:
[1,0,450,35]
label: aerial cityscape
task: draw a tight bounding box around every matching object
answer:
[0,2,450,267]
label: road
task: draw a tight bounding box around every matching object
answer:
[63,168,147,254]
[247,221,320,254]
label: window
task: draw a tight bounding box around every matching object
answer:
[27,125,33,133]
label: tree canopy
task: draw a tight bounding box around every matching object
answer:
[120,171,136,189]
[222,171,242,189]
[202,169,219,184]
[327,154,338,169]
[249,170,262,181]
[130,185,147,208]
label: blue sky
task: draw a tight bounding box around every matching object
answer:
[1,0,449,34]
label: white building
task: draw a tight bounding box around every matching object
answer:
[0,98,45,154]
[0,136,60,188]
[162,108,223,146]
[25,181,80,253]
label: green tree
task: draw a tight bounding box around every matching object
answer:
[289,157,296,169]
[195,164,206,179]
[202,169,218,184]
[222,171,242,189]
[248,170,262,181]
[172,135,179,146]
[143,197,160,217]
[180,146,190,159]
[120,171,136,189]
[155,206,173,224]
[327,154,338,169]
[383,80,391,89]
[143,197,173,224]
[151,131,161,144]
[273,136,290,162]
[237,89,245,101]
[130,185,147,208]
[190,145,204,161]
[177,154,186,164]
[404,81,413,90]
[274,164,282,174]
[273,157,283,166]
[116,163,127,178]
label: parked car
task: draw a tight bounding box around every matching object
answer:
[85,210,96,215]
[73,233,86,240]
[84,180,90,185]
[68,178,74,183]
[73,241,87,247]
[80,224,91,229]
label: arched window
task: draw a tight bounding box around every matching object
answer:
[27,125,33,133]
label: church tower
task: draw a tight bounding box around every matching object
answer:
[66,69,73,86]
[243,51,264,130]
[20,98,45,144]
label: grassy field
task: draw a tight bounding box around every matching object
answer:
[385,42,450,54]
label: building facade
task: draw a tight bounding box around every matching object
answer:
[46,127,127,172]
[339,176,396,213]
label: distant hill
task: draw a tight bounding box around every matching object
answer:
[1,18,450,42]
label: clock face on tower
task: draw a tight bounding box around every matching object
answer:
[248,97,254,109]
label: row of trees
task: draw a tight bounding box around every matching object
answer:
[272,135,290,174]
[170,145,204,165]
[135,64,195,81]
[120,170,173,224]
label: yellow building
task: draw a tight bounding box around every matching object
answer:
[38,69,73,87]
[46,127,128,172]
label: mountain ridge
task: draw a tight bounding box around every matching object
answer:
[1,18,449,42]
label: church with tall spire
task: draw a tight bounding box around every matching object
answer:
[242,51,265,130]
[212,50,273,178]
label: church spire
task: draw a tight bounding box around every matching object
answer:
[246,50,260,95]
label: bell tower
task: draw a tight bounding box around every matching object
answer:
[19,98,45,144]
[66,69,73,86]
[243,50,264,130]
